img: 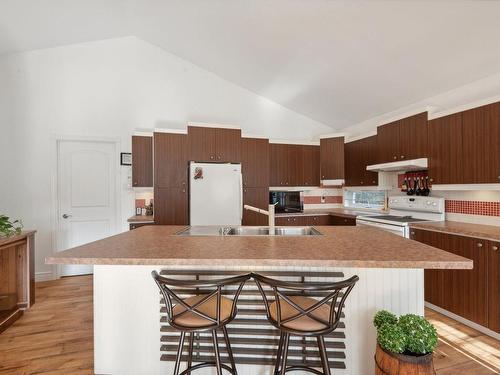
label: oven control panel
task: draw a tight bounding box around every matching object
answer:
[388,196,445,213]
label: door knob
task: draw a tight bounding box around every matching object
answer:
[62,214,72,219]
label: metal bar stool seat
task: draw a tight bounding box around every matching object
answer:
[253,273,359,375]
[152,271,251,375]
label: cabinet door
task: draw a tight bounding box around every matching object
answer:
[489,241,500,332]
[462,102,500,183]
[269,144,290,186]
[154,132,188,188]
[410,228,445,307]
[399,112,428,160]
[188,126,217,162]
[427,113,463,184]
[242,188,269,226]
[320,137,345,180]
[132,136,153,187]
[154,187,188,225]
[287,145,302,186]
[215,128,242,162]
[330,215,356,226]
[306,215,331,226]
[344,140,362,187]
[241,138,269,188]
[302,145,320,187]
[377,121,400,163]
[362,135,379,186]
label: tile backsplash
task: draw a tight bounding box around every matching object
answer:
[301,188,343,209]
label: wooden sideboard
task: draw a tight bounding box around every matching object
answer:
[0,231,36,333]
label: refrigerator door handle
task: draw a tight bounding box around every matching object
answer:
[239,172,243,222]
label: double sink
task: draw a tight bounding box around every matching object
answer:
[176,226,322,236]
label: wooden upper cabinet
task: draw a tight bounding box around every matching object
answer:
[320,137,345,180]
[188,126,241,163]
[241,138,269,188]
[489,241,500,333]
[154,132,188,188]
[269,143,290,186]
[344,136,378,187]
[461,102,500,183]
[302,145,320,187]
[377,112,428,163]
[377,120,400,163]
[131,136,153,187]
[428,113,463,185]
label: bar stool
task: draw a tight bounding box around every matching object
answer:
[152,271,251,375]
[252,273,359,375]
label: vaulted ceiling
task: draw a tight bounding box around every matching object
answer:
[2,0,500,130]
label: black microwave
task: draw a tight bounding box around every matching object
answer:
[269,191,303,213]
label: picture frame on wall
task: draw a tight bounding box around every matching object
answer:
[120,152,132,166]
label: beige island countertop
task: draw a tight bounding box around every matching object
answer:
[46,225,472,269]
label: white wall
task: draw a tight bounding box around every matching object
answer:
[0,36,331,280]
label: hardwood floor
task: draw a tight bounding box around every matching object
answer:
[0,275,498,374]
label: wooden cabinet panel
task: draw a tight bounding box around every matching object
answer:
[215,128,242,162]
[412,229,488,327]
[188,127,241,163]
[489,241,500,332]
[377,121,400,163]
[275,216,307,226]
[410,228,445,308]
[269,144,289,186]
[462,102,500,183]
[154,187,188,225]
[330,215,356,226]
[399,112,428,160]
[241,138,269,188]
[154,132,188,188]
[242,188,269,226]
[302,145,320,187]
[132,136,153,187]
[287,145,302,187]
[320,137,344,180]
[306,215,331,226]
[428,113,463,185]
[345,136,378,187]
[129,223,153,230]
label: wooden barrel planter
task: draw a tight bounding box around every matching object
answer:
[375,343,436,375]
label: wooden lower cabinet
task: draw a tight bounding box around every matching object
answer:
[488,241,499,332]
[154,188,188,225]
[330,215,356,226]
[275,215,330,226]
[129,223,153,230]
[411,229,493,330]
[242,188,269,226]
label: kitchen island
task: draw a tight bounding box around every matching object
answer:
[46,225,471,375]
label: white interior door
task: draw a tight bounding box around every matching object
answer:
[57,140,118,276]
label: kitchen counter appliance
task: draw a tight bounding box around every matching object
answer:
[269,191,303,213]
[189,162,242,225]
[356,196,445,238]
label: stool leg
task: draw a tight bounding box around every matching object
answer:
[280,333,290,375]
[317,336,331,375]
[174,331,186,375]
[274,332,284,375]
[222,326,237,374]
[211,329,223,375]
[187,332,194,374]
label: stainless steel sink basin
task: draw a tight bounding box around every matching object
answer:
[176,226,322,236]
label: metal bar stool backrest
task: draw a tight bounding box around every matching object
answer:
[252,273,359,335]
[152,271,251,329]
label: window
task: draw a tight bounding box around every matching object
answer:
[344,190,386,209]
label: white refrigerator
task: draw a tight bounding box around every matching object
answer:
[189,162,243,225]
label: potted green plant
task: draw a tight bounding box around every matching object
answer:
[0,215,23,237]
[374,310,437,375]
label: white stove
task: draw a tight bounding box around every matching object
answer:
[356,196,445,238]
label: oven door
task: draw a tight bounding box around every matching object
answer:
[356,218,407,237]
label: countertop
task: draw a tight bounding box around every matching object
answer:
[45,225,471,269]
[275,208,382,218]
[410,221,500,242]
[127,215,154,223]
[0,230,36,247]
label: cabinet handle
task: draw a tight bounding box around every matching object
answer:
[322,175,325,179]
[393,156,397,160]
[429,178,434,182]
[360,181,364,185]
[182,189,186,193]
[218,155,221,160]
[492,245,498,251]
[400,155,405,159]
[477,243,483,248]
[497,176,500,180]
[210,155,214,160]
[133,181,137,186]
[410,231,415,235]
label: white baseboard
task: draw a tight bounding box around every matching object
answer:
[426,302,500,340]
[35,271,54,282]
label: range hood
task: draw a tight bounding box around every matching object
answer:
[366,158,428,172]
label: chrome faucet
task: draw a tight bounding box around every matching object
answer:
[243,203,277,229]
